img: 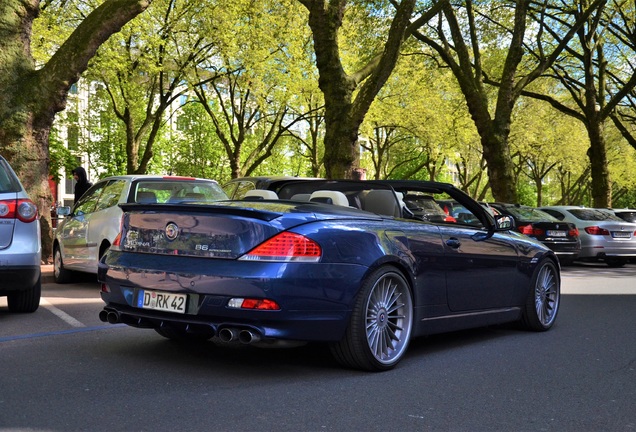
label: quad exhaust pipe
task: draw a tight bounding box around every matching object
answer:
[99,310,263,344]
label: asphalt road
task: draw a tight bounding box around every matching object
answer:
[0,263,634,432]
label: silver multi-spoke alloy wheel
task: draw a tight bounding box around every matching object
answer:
[331,266,414,371]
[522,259,560,331]
[534,262,559,327]
[365,271,413,365]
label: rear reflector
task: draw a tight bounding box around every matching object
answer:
[228,298,280,310]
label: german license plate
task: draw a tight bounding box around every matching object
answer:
[612,231,631,238]
[137,290,187,314]
[547,230,567,237]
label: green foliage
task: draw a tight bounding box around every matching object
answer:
[28,0,636,204]
[48,126,77,181]
[163,101,230,181]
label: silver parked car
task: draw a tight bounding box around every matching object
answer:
[539,205,636,267]
[0,155,41,312]
[54,175,228,283]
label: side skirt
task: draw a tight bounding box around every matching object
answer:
[416,307,522,336]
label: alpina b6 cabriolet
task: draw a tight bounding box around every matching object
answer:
[98,179,560,371]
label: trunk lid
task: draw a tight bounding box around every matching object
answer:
[117,201,333,259]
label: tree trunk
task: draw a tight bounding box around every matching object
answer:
[586,120,611,207]
[299,0,418,179]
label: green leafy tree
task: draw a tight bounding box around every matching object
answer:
[1,0,152,259]
[297,0,446,179]
[510,96,589,206]
[413,0,604,203]
[84,0,221,175]
[522,1,636,207]
[190,0,319,178]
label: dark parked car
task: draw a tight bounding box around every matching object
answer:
[489,203,581,265]
[0,155,41,312]
[98,179,560,371]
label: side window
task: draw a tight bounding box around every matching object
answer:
[94,180,126,211]
[74,182,107,215]
[222,182,239,199]
[543,209,564,221]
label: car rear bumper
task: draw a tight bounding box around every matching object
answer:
[579,245,636,258]
[0,265,41,292]
[539,241,580,257]
[99,253,369,343]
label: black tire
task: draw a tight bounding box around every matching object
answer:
[605,257,627,268]
[53,244,73,284]
[330,266,413,372]
[520,259,560,331]
[154,327,212,342]
[7,275,41,313]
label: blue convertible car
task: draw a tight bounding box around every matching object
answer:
[98,180,560,371]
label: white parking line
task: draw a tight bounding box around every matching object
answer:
[41,298,85,327]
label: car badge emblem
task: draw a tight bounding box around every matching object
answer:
[165,222,179,241]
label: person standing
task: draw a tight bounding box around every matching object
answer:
[72,166,92,204]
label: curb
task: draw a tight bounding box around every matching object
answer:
[41,264,55,284]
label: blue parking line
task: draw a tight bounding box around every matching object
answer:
[0,324,126,343]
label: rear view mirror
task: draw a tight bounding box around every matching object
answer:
[56,206,71,216]
[494,214,514,231]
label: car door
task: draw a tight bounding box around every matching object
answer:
[84,179,128,268]
[440,218,520,312]
[56,181,107,268]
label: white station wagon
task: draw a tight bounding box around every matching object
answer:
[53,175,228,283]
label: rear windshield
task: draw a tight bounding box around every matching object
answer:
[614,211,636,223]
[568,208,624,221]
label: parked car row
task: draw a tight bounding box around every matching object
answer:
[539,206,636,267]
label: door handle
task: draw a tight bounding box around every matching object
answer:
[446,238,461,249]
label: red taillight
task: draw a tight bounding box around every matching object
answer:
[239,232,321,262]
[0,199,38,223]
[110,216,125,249]
[585,226,610,235]
[518,224,544,236]
[569,227,579,237]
